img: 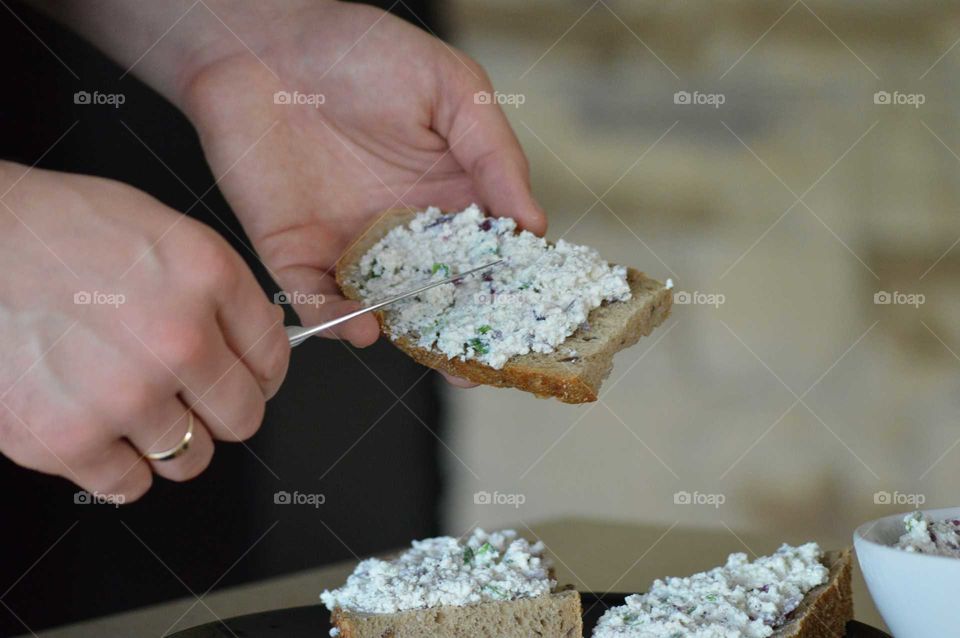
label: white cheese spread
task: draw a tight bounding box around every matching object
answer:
[593,543,828,638]
[319,528,554,614]
[896,512,960,557]
[349,205,631,369]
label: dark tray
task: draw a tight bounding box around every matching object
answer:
[170,593,890,637]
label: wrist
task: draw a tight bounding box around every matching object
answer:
[168,0,323,108]
[28,0,337,109]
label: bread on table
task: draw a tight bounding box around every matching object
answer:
[320,528,583,638]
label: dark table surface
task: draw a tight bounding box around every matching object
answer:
[170,596,891,637]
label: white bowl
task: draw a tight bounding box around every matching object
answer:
[854,506,960,638]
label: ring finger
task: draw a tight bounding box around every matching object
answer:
[126,399,214,482]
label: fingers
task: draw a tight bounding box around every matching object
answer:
[304,295,380,347]
[178,333,269,443]
[213,250,291,399]
[71,440,154,503]
[277,265,380,348]
[437,60,547,235]
[125,401,214,482]
[219,303,290,400]
[440,371,479,388]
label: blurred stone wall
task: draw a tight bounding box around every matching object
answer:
[439,0,960,561]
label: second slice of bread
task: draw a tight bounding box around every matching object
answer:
[330,589,582,638]
[336,208,673,403]
[773,548,853,638]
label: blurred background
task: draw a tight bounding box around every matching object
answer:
[439,0,960,628]
[443,0,960,545]
[3,0,960,635]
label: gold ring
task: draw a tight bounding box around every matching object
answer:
[146,411,195,461]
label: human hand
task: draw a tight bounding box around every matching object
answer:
[0,162,289,500]
[175,0,546,350]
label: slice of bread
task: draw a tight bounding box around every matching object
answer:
[330,588,582,638]
[772,548,853,638]
[336,208,673,404]
[592,548,852,637]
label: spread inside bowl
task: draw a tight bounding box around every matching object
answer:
[895,512,960,558]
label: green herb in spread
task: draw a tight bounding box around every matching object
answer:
[467,338,489,355]
[365,258,381,280]
[483,584,507,598]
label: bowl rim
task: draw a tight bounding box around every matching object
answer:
[854,505,960,564]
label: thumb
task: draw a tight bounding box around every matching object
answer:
[277,266,380,348]
[438,67,547,235]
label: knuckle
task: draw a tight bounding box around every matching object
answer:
[470,149,500,180]
[476,66,494,90]
[73,447,152,504]
[108,465,153,503]
[181,57,260,125]
[230,396,266,441]
[185,229,238,290]
[0,437,49,473]
[46,416,100,462]
[515,150,531,176]
[154,319,208,371]
[2,403,108,472]
[460,55,491,89]
[106,376,162,424]
[437,43,491,93]
[0,413,31,462]
[259,329,291,387]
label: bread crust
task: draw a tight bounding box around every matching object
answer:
[330,589,582,638]
[326,550,851,637]
[773,548,854,638]
[335,208,672,403]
